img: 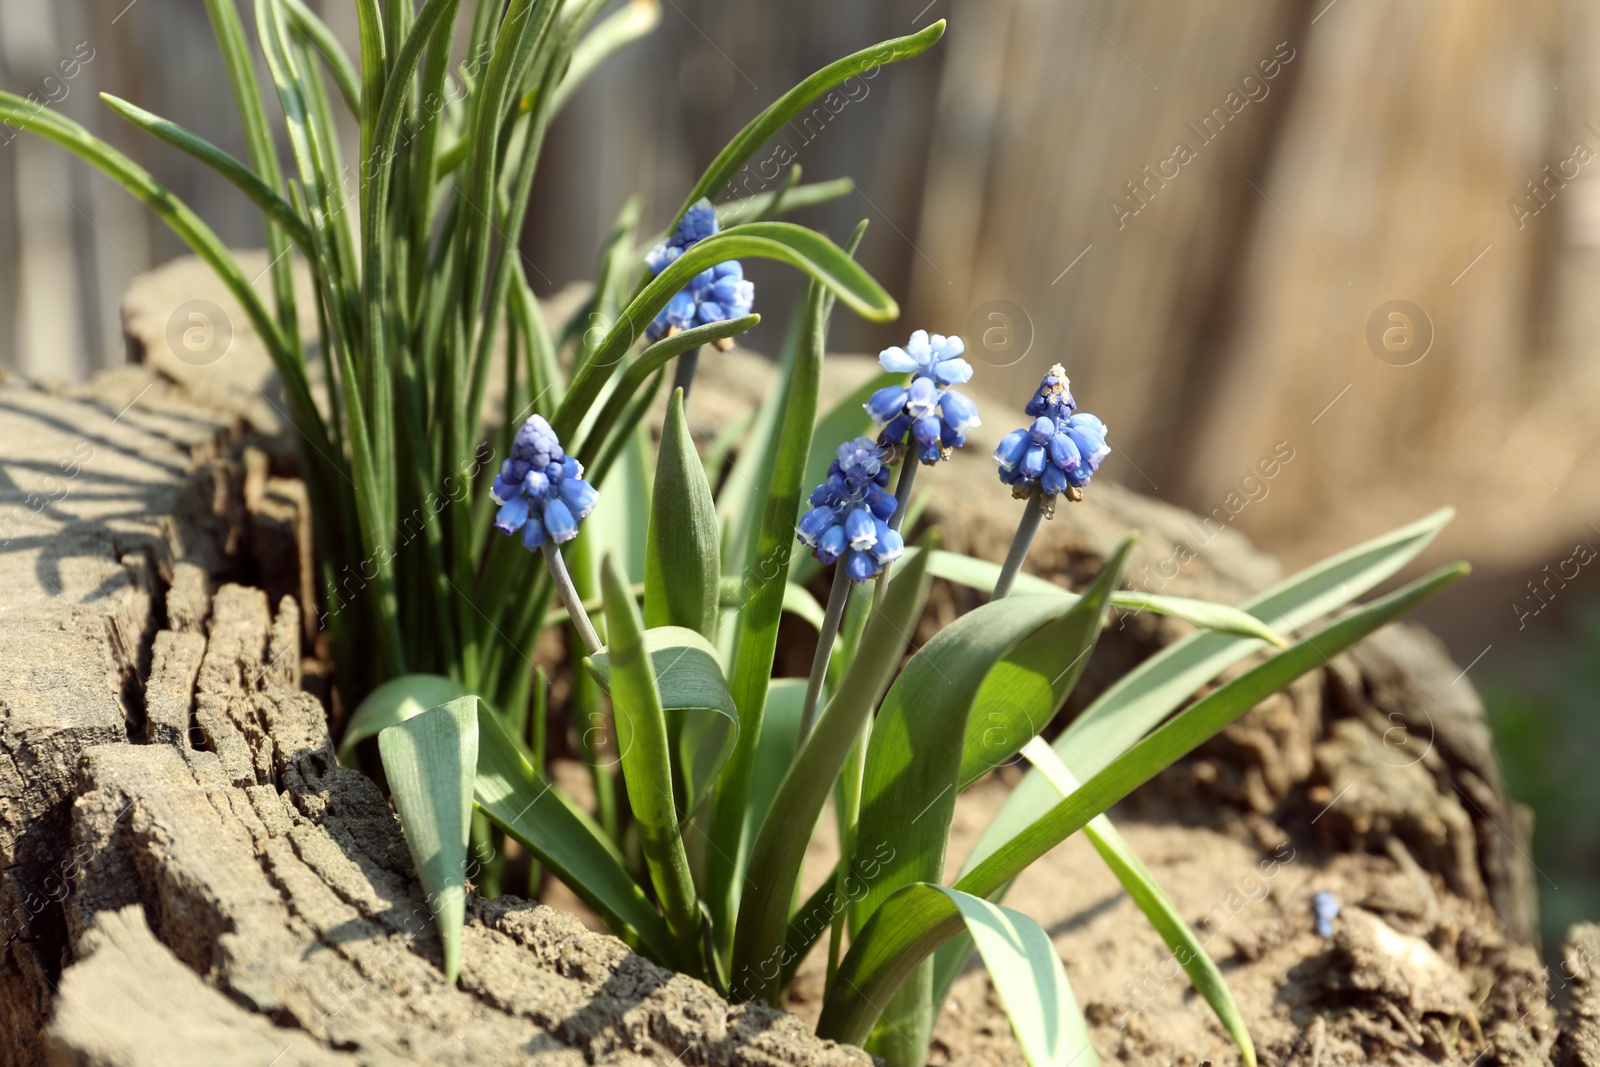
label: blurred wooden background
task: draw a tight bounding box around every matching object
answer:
[3,0,1596,588]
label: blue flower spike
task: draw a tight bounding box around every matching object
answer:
[866,330,981,465]
[490,414,599,549]
[643,198,755,348]
[796,437,904,584]
[994,363,1110,517]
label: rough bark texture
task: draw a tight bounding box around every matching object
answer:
[0,253,1586,1065]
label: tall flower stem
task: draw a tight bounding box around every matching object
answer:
[671,346,701,404]
[872,459,920,607]
[797,561,854,746]
[992,487,1046,601]
[543,542,602,654]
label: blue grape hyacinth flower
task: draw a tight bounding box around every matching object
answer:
[796,437,905,583]
[993,363,1110,515]
[643,198,755,346]
[489,414,599,549]
[866,330,981,465]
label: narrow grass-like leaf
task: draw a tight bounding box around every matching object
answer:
[716,177,855,229]
[98,94,314,258]
[645,389,721,638]
[378,697,478,982]
[284,0,361,113]
[339,672,473,763]
[574,314,758,467]
[740,678,805,857]
[1022,737,1254,1067]
[472,702,684,968]
[973,508,1456,867]
[550,0,660,113]
[596,555,703,969]
[819,562,1468,1042]
[585,625,738,819]
[555,222,895,439]
[671,21,946,221]
[730,534,936,1005]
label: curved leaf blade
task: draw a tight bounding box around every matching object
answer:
[378,697,478,983]
[339,672,473,763]
[730,534,937,1005]
[1022,738,1254,1067]
[586,625,739,819]
[472,703,683,968]
[673,21,946,220]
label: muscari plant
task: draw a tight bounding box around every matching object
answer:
[1,6,1470,1065]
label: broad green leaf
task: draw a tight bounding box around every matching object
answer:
[596,556,703,967]
[339,672,472,763]
[730,534,936,1006]
[742,678,806,858]
[819,883,1099,1067]
[586,626,738,820]
[671,21,946,220]
[645,390,721,639]
[1022,738,1253,1067]
[847,540,1131,1061]
[820,562,1468,1037]
[973,508,1456,870]
[922,550,1288,647]
[939,887,1098,1067]
[378,697,478,983]
[554,222,895,439]
[472,700,684,969]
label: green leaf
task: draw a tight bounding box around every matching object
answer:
[595,556,703,968]
[819,882,1099,1065]
[283,0,361,113]
[574,314,759,467]
[671,21,946,220]
[99,94,315,259]
[551,0,660,114]
[339,673,473,763]
[644,390,721,639]
[1022,738,1253,1067]
[922,550,1288,647]
[845,540,1131,1060]
[730,533,936,1006]
[555,222,896,439]
[704,270,831,955]
[472,701,683,968]
[585,625,738,820]
[939,887,1098,1067]
[819,561,1468,1040]
[717,177,855,229]
[972,508,1456,868]
[742,678,806,858]
[378,697,478,983]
